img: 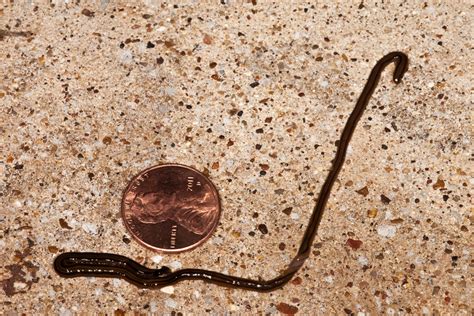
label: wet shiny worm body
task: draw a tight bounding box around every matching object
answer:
[54,51,409,291]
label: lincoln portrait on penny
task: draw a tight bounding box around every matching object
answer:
[130,188,218,236]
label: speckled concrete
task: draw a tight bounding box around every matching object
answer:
[1,1,472,315]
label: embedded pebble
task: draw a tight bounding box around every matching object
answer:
[290,212,300,220]
[119,50,133,64]
[164,87,176,96]
[229,304,239,311]
[112,279,122,287]
[149,301,158,313]
[160,286,174,294]
[320,80,329,88]
[116,294,126,305]
[356,186,369,197]
[367,208,378,218]
[377,225,397,238]
[346,238,363,250]
[276,302,299,315]
[324,276,334,283]
[151,255,163,264]
[212,236,224,245]
[170,261,182,270]
[358,256,369,266]
[82,223,98,235]
[59,307,72,316]
[165,298,177,309]
[13,282,27,291]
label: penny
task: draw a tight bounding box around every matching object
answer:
[121,164,221,253]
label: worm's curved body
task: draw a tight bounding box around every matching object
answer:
[54,52,409,291]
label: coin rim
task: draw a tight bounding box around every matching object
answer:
[121,163,221,253]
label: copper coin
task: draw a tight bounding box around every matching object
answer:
[121,164,221,253]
